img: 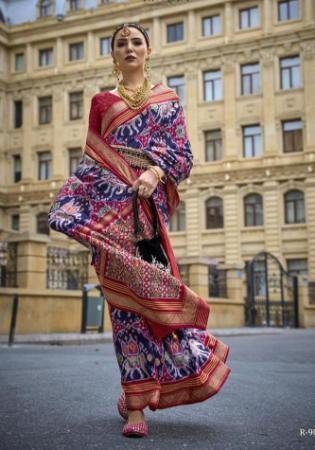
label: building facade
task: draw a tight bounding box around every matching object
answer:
[0,0,315,333]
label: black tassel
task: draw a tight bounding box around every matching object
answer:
[132,190,168,268]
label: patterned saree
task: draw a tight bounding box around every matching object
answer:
[48,82,231,411]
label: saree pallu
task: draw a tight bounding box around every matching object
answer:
[48,83,231,410]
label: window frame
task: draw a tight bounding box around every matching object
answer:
[205,197,224,229]
[242,124,262,158]
[284,190,305,224]
[280,55,301,90]
[241,62,260,96]
[244,193,263,227]
[203,69,222,102]
[282,119,303,153]
[38,151,52,181]
[204,129,222,162]
[166,21,184,44]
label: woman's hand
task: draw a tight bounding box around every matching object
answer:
[128,166,165,198]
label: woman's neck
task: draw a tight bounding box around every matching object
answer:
[121,73,146,90]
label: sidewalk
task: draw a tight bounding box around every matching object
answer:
[0,326,296,346]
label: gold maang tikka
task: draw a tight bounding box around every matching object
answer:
[121,24,131,37]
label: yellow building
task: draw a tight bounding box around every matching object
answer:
[0,0,315,334]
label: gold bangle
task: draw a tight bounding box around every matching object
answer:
[148,166,166,184]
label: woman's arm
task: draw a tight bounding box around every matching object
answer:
[144,100,194,186]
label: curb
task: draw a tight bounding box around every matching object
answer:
[0,327,293,346]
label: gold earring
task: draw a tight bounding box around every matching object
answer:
[112,61,121,81]
[144,59,151,81]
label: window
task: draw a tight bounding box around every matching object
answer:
[280,56,300,89]
[37,213,50,235]
[167,22,184,43]
[38,151,52,180]
[278,0,299,21]
[69,148,82,175]
[202,15,221,36]
[244,194,263,226]
[69,42,84,61]
[206,197,224,229]
[38,96,52,124]
[243,125,262,158]
[239,6,259,29]
[284,190,305,224]
[205,130,222,161]
[69,0,83,11]
[14,100,23,129]
[282,120,303,152]
[39,48,53,67]
[11,215,20,231]
[39,0,53,17]
[13,155,22,183]
[167,76,185,104]
[286,259,308,278]
[241,63,260,95]
[169,201,186,232]
[203,70,222,101]
[69,92,83,120]
[15,53,24,72]
[100,37,111,56]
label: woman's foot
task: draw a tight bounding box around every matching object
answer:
[122,410,148,437]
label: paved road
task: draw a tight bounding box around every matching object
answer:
[0,329,314,450]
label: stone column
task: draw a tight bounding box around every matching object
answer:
[10,234,49,289]
[152,17,161,54]
[185,186,201,257]
[21,92,34,183]
[222,61,237,159]
[52,88,65,178]
[226,264,244,302]
[305,177,315,281]
[263,0,272,34]
[263,180,282,258]
[302,46,315,153]
[187,10,196,49]
[223,184,241,265]
[87,31,95,67]
[262,50,277,155]
[224,1,233,42]
[56,37,63,72]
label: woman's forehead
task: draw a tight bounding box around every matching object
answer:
[116,27,143,40]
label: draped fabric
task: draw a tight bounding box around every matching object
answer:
[48,83,231,410]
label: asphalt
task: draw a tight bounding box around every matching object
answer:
[0,328,314,450]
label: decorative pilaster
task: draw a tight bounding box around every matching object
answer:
[263,180,282,258]
[185,187,201,257]
[305,177,315,281]
[223,184,241,265]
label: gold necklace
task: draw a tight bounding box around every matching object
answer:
[117,78,151,110]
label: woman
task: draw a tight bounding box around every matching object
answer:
[48,23,231,438]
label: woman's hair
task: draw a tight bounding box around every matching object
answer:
[111,23,150,51]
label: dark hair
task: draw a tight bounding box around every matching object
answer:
[111,23,150,51]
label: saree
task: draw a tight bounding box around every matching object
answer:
[48,82,231,410]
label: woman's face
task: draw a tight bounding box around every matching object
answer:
[111,27,151,75]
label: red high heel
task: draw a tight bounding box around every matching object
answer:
[117,391,128,420]
[122,421,149,437]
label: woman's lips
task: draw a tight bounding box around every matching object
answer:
[125,56,136,61]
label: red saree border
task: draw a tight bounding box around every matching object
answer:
[100,83,179,139]
[121,336,231,411]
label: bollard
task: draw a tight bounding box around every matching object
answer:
[8,294,19,346]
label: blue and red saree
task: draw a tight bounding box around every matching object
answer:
[48,83,231,410]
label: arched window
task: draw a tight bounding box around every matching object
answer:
[244,193,263,226]
[206,197,223,229]
[39,0,53,17]
[284,190,305,224]
[37,213,50,235]
[169,201,186,232]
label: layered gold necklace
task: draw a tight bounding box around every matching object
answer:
[117,77,151,110]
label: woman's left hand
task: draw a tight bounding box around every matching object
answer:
[128,169,159,198]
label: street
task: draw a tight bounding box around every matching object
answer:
[0,329,314,450]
